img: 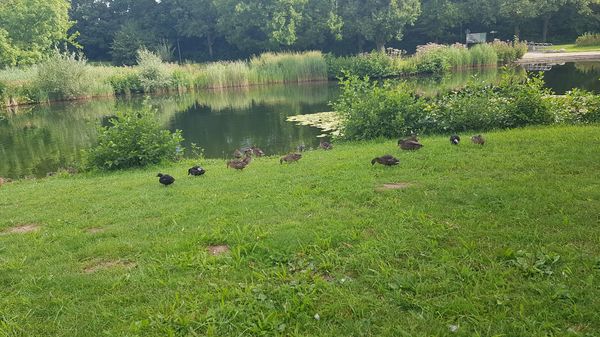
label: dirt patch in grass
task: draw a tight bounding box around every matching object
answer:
[86,227,105,234]
[1,224,41,234]
[207,245,230,256]
[83,260,136,274]
[376,183,413,191]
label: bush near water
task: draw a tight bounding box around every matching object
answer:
[333,73,600,140]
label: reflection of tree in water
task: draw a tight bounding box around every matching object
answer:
[575,62,600,74]
[0,100,113,178]
[541,62,600,94]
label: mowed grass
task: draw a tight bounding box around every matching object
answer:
[541,44,600,52]
[1,125,600,336]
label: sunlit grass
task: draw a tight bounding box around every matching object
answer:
[1,125,599,336]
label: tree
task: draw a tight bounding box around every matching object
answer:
[0,0,74,67]
[499,0,539,38]
[340,0,421,52]
[172,0,219,58]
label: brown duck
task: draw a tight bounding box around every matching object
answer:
[227,154,252,170]
[251,146,265,157]
[280,153,302,164]
[233,149,243,158]
[319,139,333,150]
[398,137,423,150]
[227,159,249,170]
[471,135,485,145]
[371,155,400,166]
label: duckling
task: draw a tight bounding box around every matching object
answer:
[188,166,206,176]
[157,173,175,186]
[471,134,485,145]
[233,149,243,158]
[371,155,400,166]
[450,135,461,145]
[242,154,253,165]
[251,146,265,157]
[398,138,424,151]
[280,153,302,164]
[319,139,333,150]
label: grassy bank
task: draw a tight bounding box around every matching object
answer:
[325,40,527,79]
[1,41,527,107]
[0,51,329,107]
[1,125,599,336]
[541,44,600,52]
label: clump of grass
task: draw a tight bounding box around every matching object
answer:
[197,61,251,89]
[31,51,113,102]
[250,51,328,84]
[576,32,600,47]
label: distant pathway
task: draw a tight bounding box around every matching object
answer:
[518,51,600,63]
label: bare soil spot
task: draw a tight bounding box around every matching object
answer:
[83,260,136,274]
[1,224,41,234]
[207,245,230,256]
[376,182,413,191]
[86,227,105,234]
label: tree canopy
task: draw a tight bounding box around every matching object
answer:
[2,0,599,67]
[0,0,73,67]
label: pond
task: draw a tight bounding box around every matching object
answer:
[1,61,599,179]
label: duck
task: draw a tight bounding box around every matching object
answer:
[188,166,206,176]
[319,139,333,150]
[251,146,265,157]
[471,135,485,145]
[398,137,424,151]
[227,159,249,170]
[371,155,400,166]
[450,135,461,145]
[280,153,302,164]
[157,173,175,186]
[233,149,243,158]
[242,154,253,165]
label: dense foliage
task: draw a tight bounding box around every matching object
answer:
[86,106,183,170]
[333,73,600,140]
[64,0,600,63]
[0,0,73,67]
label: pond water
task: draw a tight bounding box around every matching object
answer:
[1,61,599,179]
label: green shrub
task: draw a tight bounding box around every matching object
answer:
[332,73,424,139]
[491,39,528,63]
[576,32,600,47]
[325,52,398,79]
[334,73,558,139]
[552,89,600,124]
[108,70,143,95]
[136,49,173,92]
[87,105,183,170]
[31,51,102,101]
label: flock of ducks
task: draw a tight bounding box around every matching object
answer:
[156,135,484,186]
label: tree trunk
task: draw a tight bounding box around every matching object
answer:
[542,16,550,42]
[375,37,385,53]
[206,32,214,59]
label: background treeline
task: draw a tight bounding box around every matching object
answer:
[1,0,599,67]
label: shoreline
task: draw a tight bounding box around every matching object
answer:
[517,51,600,64]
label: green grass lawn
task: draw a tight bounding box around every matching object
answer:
[1,125,600,336]
[541,44,600,52]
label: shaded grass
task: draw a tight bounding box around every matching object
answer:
[1,125,600,336]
